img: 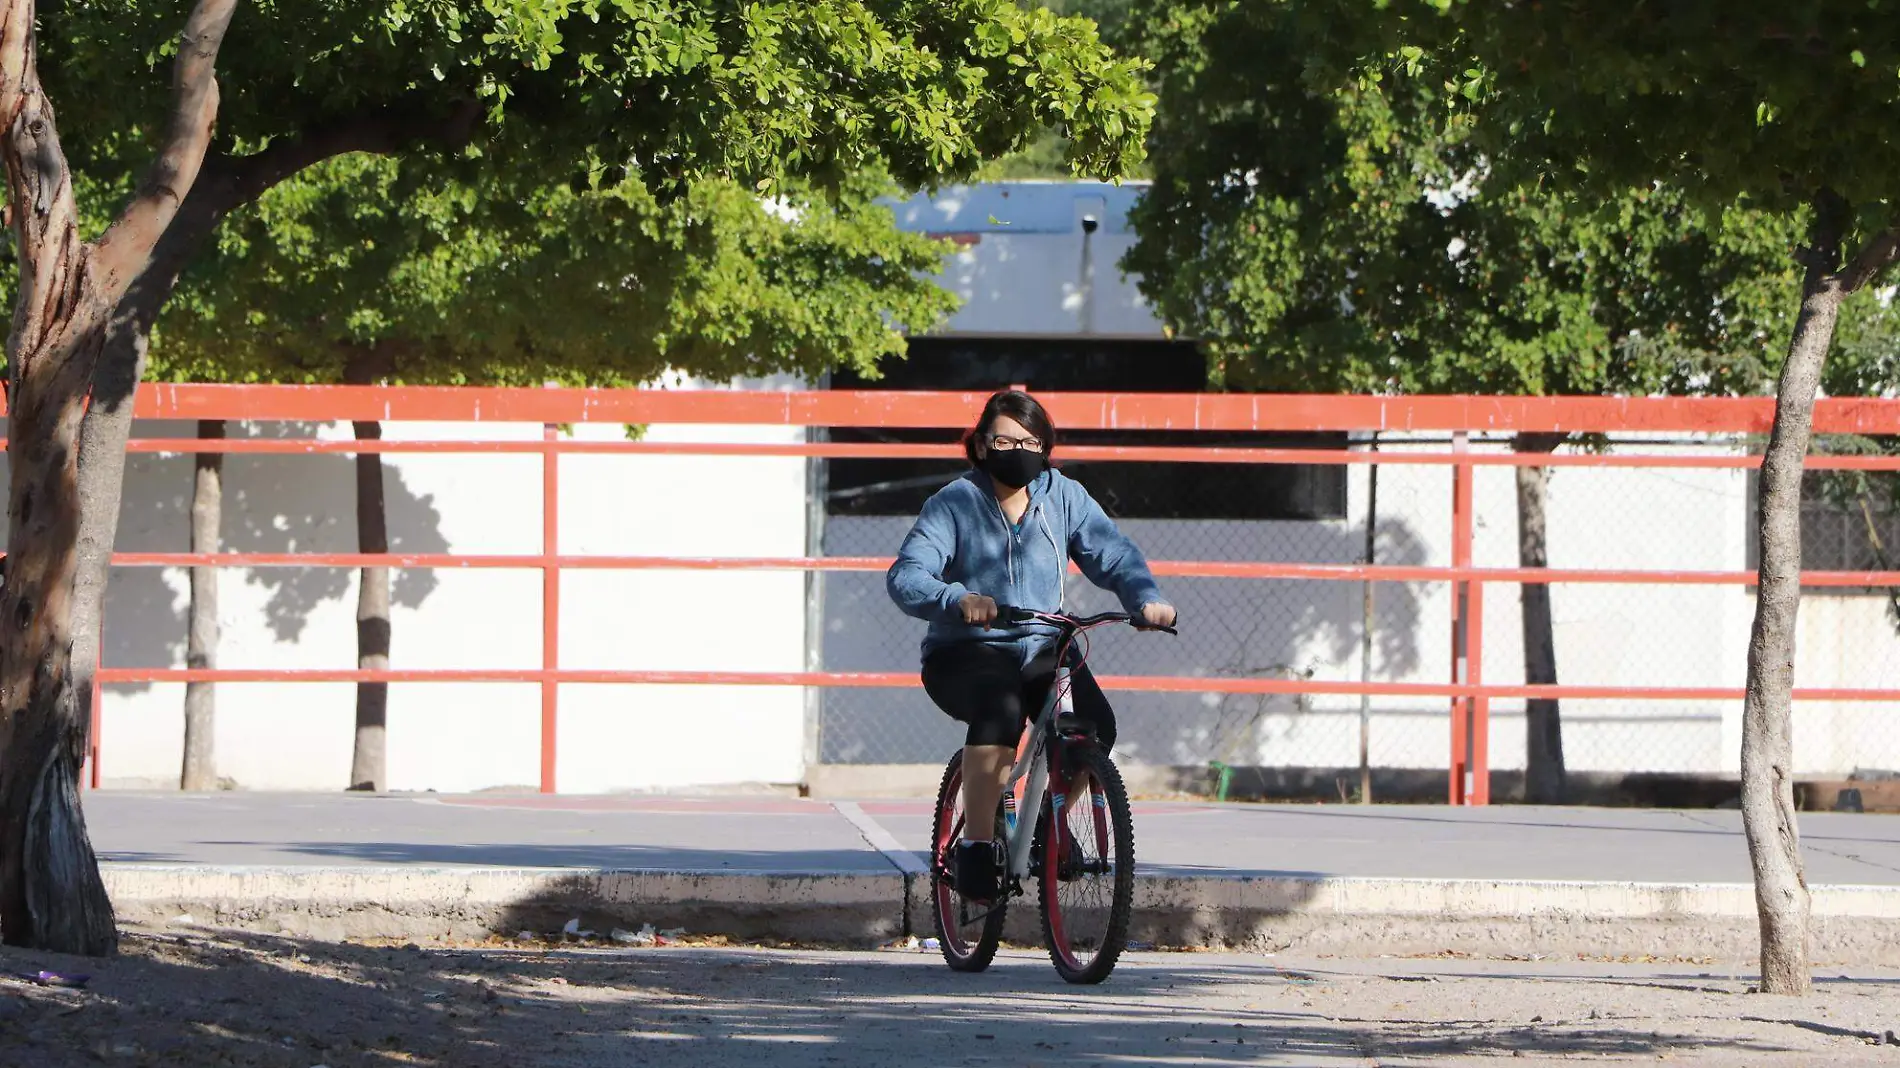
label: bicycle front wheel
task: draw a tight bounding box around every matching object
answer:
[1038,745,1135,984]
[931,750,1006,972]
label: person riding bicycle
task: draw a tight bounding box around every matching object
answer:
[886,389,1176,902]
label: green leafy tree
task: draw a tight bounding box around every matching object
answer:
[1122,0,1799,803]
[1343,0,1900,995]
[0,0,1151,955]
[152,156,955,792]
[981,0,1138,178]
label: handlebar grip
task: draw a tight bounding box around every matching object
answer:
[995,603,1037,625]
[1134,608,1180,635]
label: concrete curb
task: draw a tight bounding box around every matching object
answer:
[1134,874,1900,920]
[104,864,1900,964]
[1143,875,1900,963]
[905,872,1900,963]
[104,866,907,944]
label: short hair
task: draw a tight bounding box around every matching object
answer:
[962,389,1057,466]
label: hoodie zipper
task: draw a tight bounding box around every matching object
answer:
[986,483,1065,616]
[984,487,1017,599]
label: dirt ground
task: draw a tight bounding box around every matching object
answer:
[1,927,1897,1067]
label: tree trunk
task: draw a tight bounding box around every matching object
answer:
[2,0,457,951]
[0,15,123,952]
[1359,437,1378,805]
[345,356,391,792]
[0,296,121,956]
[180,420,222,791]
[0,0,238,955]
[1742,205,1851,997]
[69,321,152,785]
[39,196,235,953]
[1515,431,1566,805]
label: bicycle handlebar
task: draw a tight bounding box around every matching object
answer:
[997,604,1179,636]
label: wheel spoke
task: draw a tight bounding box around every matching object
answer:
[1040,750,1134,984]
[933,751,1007,972]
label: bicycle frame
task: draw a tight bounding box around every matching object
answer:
[943,606,1173,900]
[1002,659,1070,882]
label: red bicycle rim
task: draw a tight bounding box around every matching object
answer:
[935,773,981,954]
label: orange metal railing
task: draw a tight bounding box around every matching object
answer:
[4,385,1892,802]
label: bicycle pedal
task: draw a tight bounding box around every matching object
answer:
[1057,837,1085,881]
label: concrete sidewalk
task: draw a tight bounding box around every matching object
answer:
[83,792,1900,962]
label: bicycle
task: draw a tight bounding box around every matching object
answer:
[928,606,1177,984]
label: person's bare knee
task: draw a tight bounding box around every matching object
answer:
[961,744,1013,844]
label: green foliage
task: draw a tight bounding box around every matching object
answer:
[1032,0,1134,41]
[1354,3,1900,252]
[1122,0,1802,396]
[151,159,956,386]
[1335,1,1900,626]
[975,129,1076,180]
[1827,290,1900,401]
[11,2,1162,389]
[979,1,1142,180]
[41,0,1154,214]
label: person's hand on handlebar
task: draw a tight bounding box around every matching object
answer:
[959,593,1000,628]
[1138,602,1178,630]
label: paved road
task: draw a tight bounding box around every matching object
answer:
[82,791,1900,884]
[8,933,1900,1067]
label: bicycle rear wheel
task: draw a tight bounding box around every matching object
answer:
[931,750,1007,971]
[1038,745,1134,984]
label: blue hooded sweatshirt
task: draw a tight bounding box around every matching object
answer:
[886,467,1164,659]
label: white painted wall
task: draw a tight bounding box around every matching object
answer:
[1463,441,1755,776]
[886,181,1163,338]
[555,409,808,793]
[1794,597,1900,776]
[88,376,811,793]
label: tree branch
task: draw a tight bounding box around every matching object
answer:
[1838,226,1900,294]
[76,93,486,402]
[217,96,482,210]
[0,0,31,119]
[94,93,485,331]
[0,0,84,368]
[93,0,240,289]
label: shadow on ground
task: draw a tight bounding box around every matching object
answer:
[1,930,1873,1068]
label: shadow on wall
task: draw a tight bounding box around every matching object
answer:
[818,509,1430,766]
[94,419,450,679]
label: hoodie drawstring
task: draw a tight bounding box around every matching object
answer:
[1037,506,1064,612]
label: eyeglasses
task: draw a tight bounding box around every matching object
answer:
[988,434,1044,452]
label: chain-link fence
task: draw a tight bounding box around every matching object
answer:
[814,433,1900,792]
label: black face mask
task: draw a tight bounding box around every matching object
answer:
[981,447,1046,490]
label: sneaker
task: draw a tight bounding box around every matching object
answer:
[1058,834,1086,882]
[953,839,1002,902]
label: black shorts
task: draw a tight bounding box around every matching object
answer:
[920,641,1116,751]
